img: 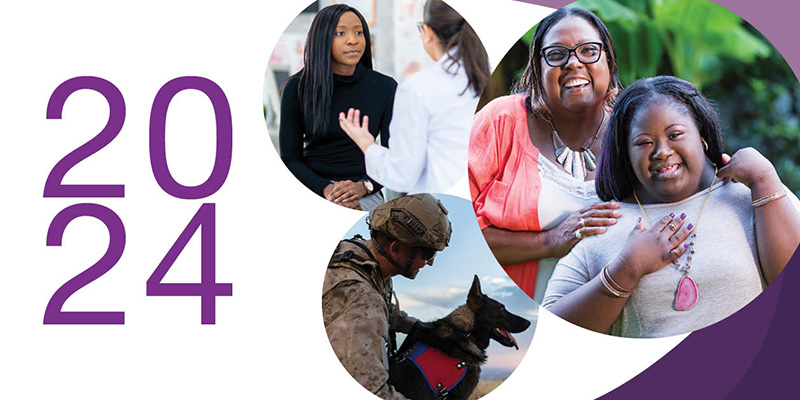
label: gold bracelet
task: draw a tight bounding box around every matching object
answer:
[600,266,631,298]
[752,190,787,207]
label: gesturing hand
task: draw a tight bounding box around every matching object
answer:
[615,213,693,282]
[545,201,620,258]
[338,108,376,153]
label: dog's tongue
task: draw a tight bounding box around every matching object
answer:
[497,327,518,350]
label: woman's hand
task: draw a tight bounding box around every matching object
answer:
[326,180,367,205]
[717,148,780,191]
[338,108,376,153]
[612,214,693,286]
[545,201,621,258]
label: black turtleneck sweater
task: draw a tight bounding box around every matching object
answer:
[279,65,397,197]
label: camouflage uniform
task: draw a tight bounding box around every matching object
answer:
[323,194,452,399]
[323,238,414,400]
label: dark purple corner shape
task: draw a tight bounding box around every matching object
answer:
[513,1,800,398]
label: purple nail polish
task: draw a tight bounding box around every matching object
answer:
[637,217,641,224]
[687,223,693,231]
[669,212,675,218]
[680,213,687,220]
[684,243,690,249]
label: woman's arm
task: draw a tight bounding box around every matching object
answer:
[483,201,621,264]
[547,214,692,333]
[356,84,429,192]
[717,148,800,284]
[279,78,334,198]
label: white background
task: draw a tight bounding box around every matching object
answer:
[0,0,685,398]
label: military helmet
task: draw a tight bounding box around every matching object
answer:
[368,194,452,251]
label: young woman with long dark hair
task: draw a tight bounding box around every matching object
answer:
[279,4,397,211]
[338,0,490,194]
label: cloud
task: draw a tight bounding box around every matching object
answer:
[488,290,514,299]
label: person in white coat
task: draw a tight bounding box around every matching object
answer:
[337,0,489,196]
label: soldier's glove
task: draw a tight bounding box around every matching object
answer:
[411,321,435,335]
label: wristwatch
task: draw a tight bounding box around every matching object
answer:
[362,180,374,194]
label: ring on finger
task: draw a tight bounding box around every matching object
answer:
[574,229,583,240]
[667,223,678,232]
[579,218,586,228]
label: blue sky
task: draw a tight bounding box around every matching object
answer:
[344,194,539,373]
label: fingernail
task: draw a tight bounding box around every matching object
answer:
[669,212,675,218]
[680,213,687,220]
[684,243,690,249]
[637,217,641,224]
[687,223,693,231]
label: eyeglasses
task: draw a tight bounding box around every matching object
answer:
[540,42,604,67]
[416,22,425,33]
[415,247,437,261]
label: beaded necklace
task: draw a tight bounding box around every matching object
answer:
[633,167,717,311]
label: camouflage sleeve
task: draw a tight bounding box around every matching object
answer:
[324,279,410,400]
[389,303,419,334]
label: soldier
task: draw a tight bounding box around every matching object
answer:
[323,193,452,399]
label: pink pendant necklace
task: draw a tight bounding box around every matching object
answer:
[633,167,717,311]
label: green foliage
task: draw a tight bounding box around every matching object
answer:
[493,0,800,196]
[575,0,800,196]
[577,0,770,89]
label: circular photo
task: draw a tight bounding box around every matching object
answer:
[265,0,489,211]
[468,0,800,338]
[321,193,537,399]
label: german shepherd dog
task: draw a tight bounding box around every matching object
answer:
[388,275,531,399]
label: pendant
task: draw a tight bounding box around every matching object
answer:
[675,274,699,311]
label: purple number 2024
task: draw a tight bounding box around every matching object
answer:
[44,76,233,325]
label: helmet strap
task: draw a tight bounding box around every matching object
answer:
[375,239,405,274]
[375,237,421,278]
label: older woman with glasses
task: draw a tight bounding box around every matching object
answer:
[469,7,622,301]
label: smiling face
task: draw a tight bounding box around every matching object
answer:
[540,17,611,115]
[330,11,366,75]
[628,98,715,203]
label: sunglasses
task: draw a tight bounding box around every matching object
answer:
[415,247,437,261]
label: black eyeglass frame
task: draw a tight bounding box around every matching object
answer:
[540,41,605,67]
[416,22,425,33]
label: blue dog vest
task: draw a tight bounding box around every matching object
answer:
[401,342,467,396]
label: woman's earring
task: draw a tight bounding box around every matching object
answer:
[702,139,709,151]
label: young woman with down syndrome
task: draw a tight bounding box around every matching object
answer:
[543,76,800,337]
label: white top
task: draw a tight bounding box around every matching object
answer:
[533,155,599,303]
[542,182,773,338]
[365,51,479,193]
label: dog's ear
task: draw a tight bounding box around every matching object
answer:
[467,275,484,310]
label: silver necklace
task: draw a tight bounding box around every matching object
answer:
[550,111,605,180]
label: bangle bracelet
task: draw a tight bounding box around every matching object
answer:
[600,266,631,298]
[752,190,786,207]
[603,265,632,293]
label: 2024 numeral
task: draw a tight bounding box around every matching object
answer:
[44,76,233,324]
